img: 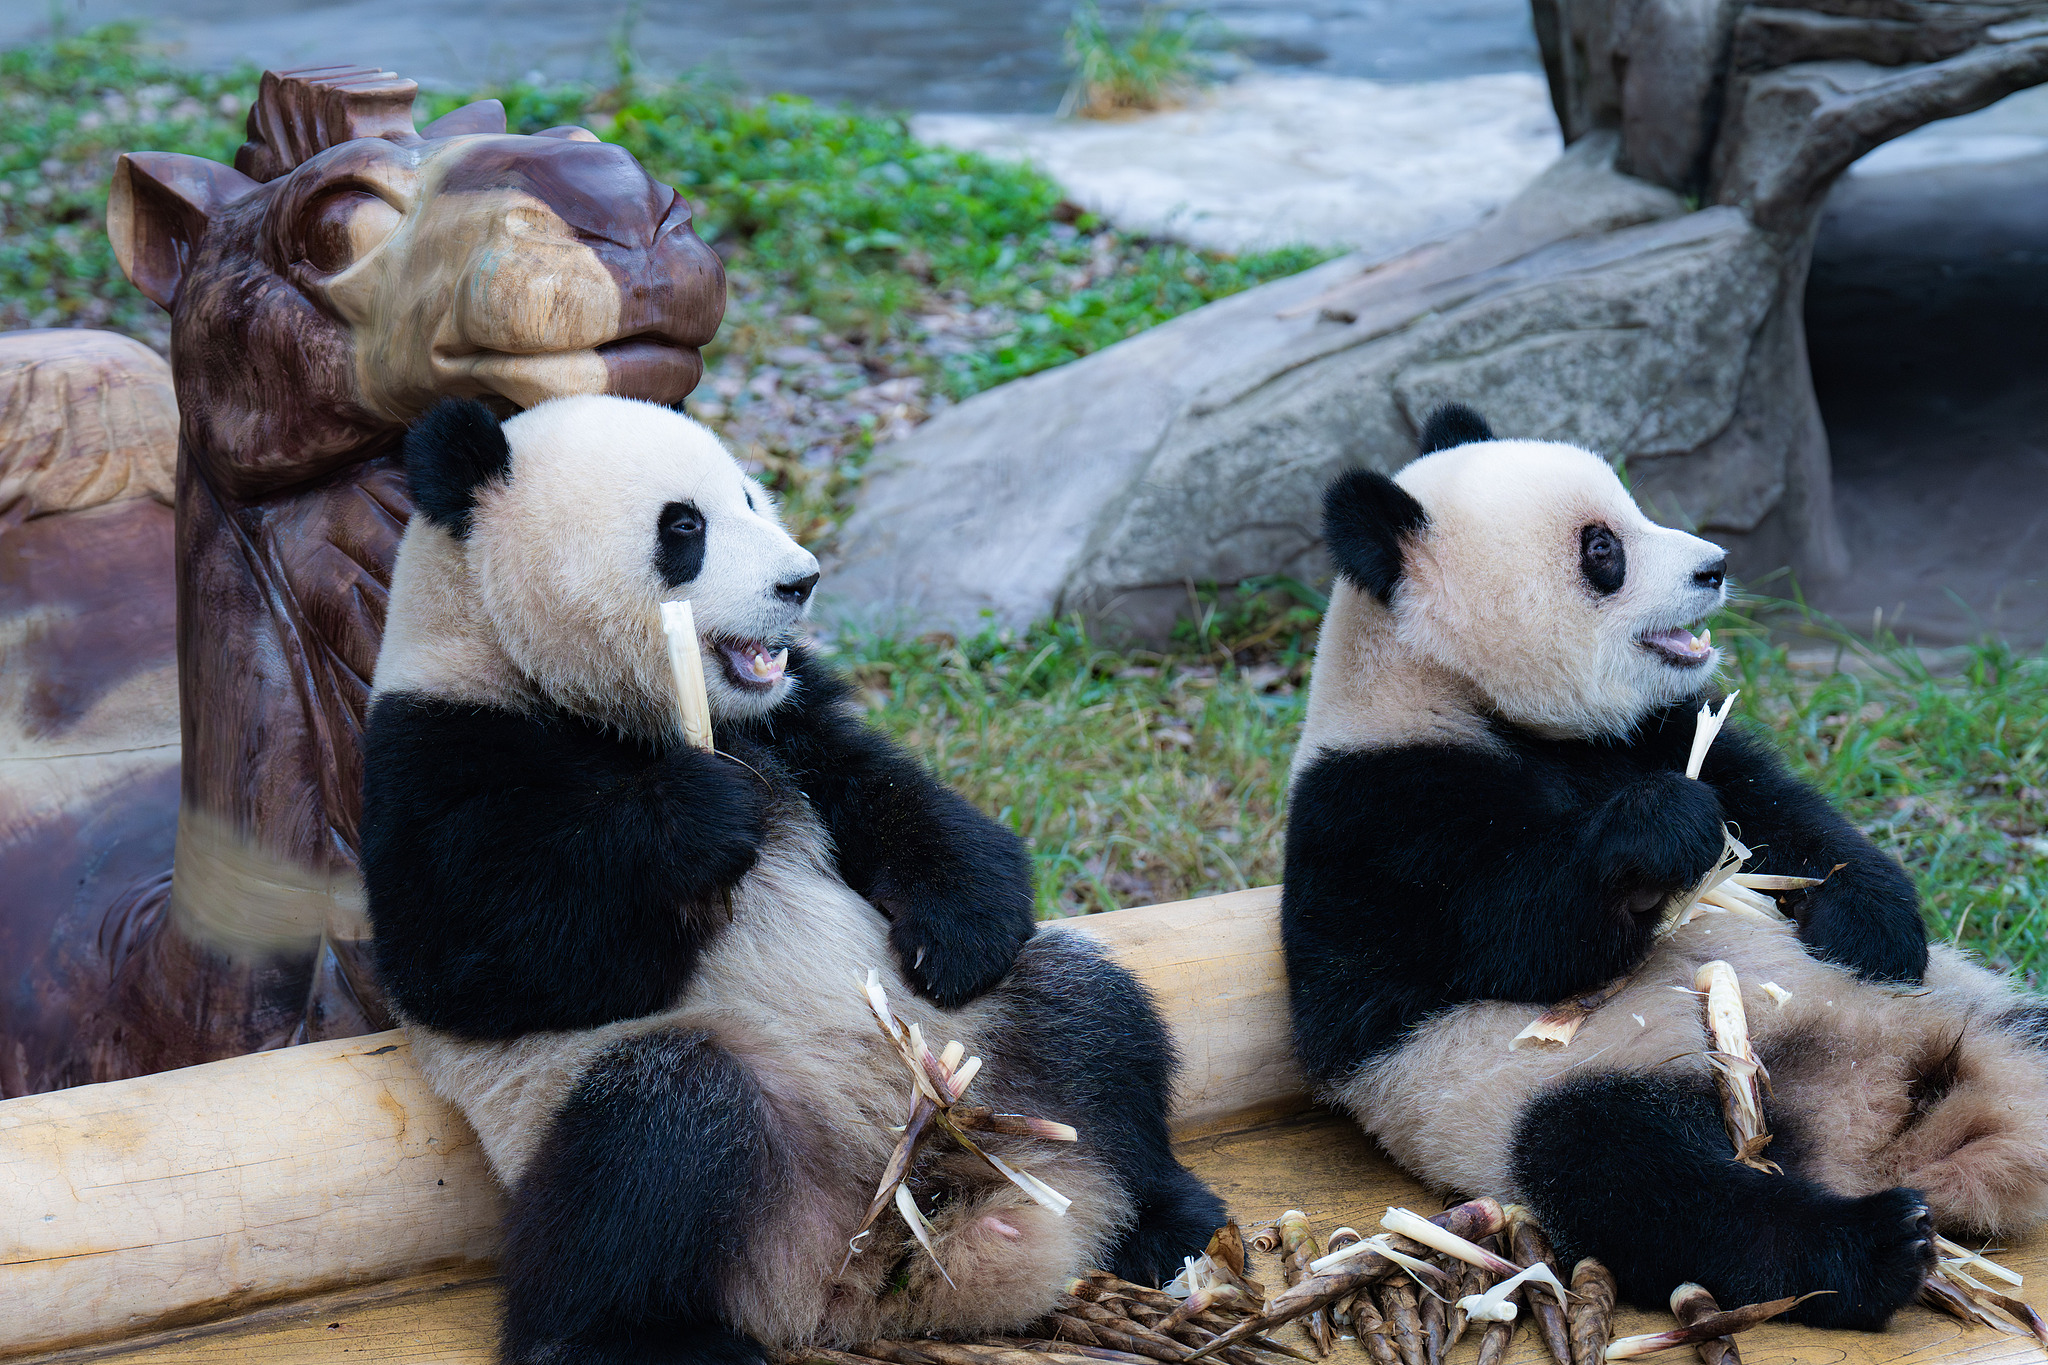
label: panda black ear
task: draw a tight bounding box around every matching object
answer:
[403,398,512,539]
[1323,468,1428,604]
[1417,403,1495,455]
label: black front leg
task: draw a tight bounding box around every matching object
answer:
[734,651,1035,1008]
[1701,726,1927,983]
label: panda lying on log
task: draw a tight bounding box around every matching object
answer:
[1284,405,2048,1331]
[362,394,1223,1365]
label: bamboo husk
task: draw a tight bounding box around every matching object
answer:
[1417,1266,1447,1365]
[1475,1316,1516,1365]
[1603,1294,1815,1358]
[1922,1238,2048,1346]
[1507,1206,1572,1365]
[659,599,715,751]
[1377,1280,1424,1365]
[1668,1284,1737,1365]
[1351,1289,1401,1365]
[1445,1257,1491,1355]
[993,1345,1155,1365]
[1567,1259,1616,1365]
[1182,1201,1505,1364]
[1276,1210,1335,1358]
[1694,960,1780,1173]
[1474,1241,1521,1365]
[1510,977,1637,1051]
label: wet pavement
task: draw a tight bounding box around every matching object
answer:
[10,0,1539,108]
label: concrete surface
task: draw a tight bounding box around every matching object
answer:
[909,72,1562,254]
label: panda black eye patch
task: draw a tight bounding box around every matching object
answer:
[657,500,707,587]
[1580,524,1626,596]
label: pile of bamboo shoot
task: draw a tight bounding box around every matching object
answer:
[843,973,1079,1286]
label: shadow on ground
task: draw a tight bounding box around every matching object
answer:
[1801,154,2048,650]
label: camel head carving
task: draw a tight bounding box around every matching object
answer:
[110,65,723,497]
[0,65,731,1090]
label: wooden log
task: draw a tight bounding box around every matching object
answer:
[0,888,1296,1359]
[0,1034,503,1358]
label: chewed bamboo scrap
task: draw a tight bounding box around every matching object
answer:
[1510,977,1635,1052]
[1694,960,1779,1173]
[1669,1284,1737,1365]
[1603,1293,1818,1358]
[659,599,715,751]
[843,971,1077,1283]
[1922,1237,2048,1346]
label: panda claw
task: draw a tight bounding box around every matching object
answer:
[914,946,926,970]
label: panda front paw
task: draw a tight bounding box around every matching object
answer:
[879,879,1035,1010]
[1590,769,1727,895]
[653,745,771,892]
[1792,878,1930,984]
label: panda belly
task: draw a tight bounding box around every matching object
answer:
[1335,919,2048,1235]
[406,805,1130,1346]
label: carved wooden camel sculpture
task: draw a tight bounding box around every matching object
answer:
[0,65,724,1096]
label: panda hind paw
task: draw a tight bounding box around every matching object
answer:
[1785,1188,1935,1331]
[1105,1168,1229,1289]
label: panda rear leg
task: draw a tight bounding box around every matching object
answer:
[1879,1020,2048,1235]
[500,1030,778,1365]
[1510,1072,1935,1331]
[996,934,1227,1287]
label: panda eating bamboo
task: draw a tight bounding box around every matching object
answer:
[362,394,1223,1365]
[1283,404,2048,1331]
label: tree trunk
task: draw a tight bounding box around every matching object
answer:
[1533,0,2048,577]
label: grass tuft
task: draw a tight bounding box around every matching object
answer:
[1059,2,1221,119]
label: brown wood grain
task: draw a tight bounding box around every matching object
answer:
[20,1115,2045,1365]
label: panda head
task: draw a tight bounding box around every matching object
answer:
[383,393,820,733]
[1321,404,1729,739]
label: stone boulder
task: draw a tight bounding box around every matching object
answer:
[826,0,2048,643]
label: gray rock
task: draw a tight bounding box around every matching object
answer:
[825,136,1756,640]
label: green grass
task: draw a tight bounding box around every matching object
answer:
[827,592,2046,978]
[0,25,1321,395]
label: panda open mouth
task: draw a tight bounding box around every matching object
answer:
[1639,625,1715,668]
[712,637,790,691]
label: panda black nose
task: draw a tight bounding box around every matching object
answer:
[1695,557,1728,591]
[776,572,819,605]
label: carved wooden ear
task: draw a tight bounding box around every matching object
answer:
[107,153,260,311]
[421,99,508,138]
[404,398,512,539]
[1323,467,1428,605]
[1417,403,1495,454]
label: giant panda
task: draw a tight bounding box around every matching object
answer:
[362,394,1224,1365]
[1282,404,2048,1331]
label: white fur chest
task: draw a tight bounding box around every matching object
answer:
[404,802,997,1189]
